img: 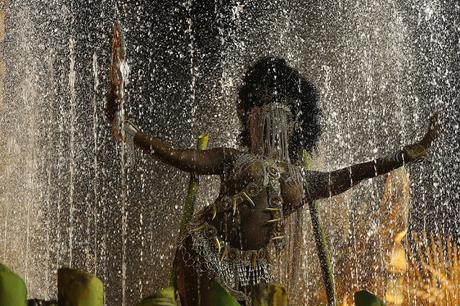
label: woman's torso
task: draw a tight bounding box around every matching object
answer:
[196,152,306,251]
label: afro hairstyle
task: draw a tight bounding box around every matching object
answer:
[237,56,322,161]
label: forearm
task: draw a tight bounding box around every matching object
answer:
[348,149,407,184]
[108,93,237,174]
[305,149,410,200]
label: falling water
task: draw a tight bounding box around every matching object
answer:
[184,0,197,121]
[0,1,459,305]
[68,37,76,268]
[117,41,131,306]
[91,52,99,275]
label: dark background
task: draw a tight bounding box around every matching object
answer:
[2,0,459,304]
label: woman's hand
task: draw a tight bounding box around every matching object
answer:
[106,20,125,123]
[404,113,441,162]
[280,177,305,209]
[107,20,133,145]
[109,21,124,92]
[420,113,441,148]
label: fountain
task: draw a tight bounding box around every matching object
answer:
[0,0,459,305]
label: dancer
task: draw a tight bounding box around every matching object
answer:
[107,23,440,306]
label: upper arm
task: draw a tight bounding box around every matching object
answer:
[303,170,337,201]
[133,131,240,175]
[303,166,368,200]
[161,147,240,175]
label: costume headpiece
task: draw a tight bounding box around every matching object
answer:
[248,102,294,161]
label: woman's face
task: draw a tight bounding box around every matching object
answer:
[246,103,294,161]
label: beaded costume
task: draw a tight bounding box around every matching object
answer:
[177,157,304,300]
[175,103,306,301]
[107,33,440,305]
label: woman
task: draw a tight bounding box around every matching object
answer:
[107,25,440,306]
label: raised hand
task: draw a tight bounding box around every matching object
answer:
[420,113,441,149]
[404,113,441,162]
[106,20,125,123]
[110,21,125,90]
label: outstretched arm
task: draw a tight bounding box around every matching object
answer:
[303,114,440,201]
[132,132,239,174]
[106,21,239,175]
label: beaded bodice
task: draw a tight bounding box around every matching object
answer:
[190,153,305,253]
[182,153,305,292]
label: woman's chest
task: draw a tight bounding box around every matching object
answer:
[226,154,305,210]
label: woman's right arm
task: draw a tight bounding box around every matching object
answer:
[106,21,239,175]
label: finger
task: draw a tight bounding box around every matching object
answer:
[430,113,440,129]
[110,21,124,83]
[107,21,125,120]
[421,116,441,148]
[431,114,441,137]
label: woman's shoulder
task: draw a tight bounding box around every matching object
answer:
[217,148,252,171]
[232,152,259,169]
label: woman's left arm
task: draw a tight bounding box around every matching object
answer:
[303,114,440,201]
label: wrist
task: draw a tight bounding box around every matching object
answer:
[403,143,427,163]
[124,121,139,146]
[112,111,139,146]
[386,150,405,165]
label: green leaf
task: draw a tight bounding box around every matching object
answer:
[210,281,242,306]
[354,290,385,306]
[0,264,27,306]
[196,134,209,150]
[136,287,176,306]
[57,268,103,306]
[302,150,313,170]
[171,134,210,287]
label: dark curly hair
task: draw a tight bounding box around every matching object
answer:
[237,57,322,161]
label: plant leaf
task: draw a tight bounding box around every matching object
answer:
[136,287,176,306]
[0,264,27,306]
[354,290,385,306]
[210,281,242,306]
[58,268,104,306]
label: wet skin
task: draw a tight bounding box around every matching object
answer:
[111,114,439,306]
[131,125,439,252]
[107,22,440,306]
